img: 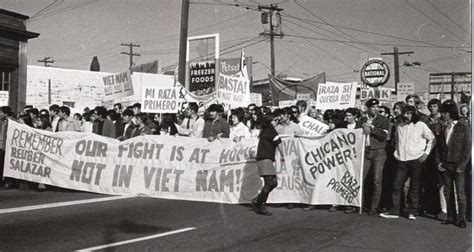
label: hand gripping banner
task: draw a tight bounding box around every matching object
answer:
[4,120,365,206]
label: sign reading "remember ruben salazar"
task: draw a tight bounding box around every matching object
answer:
[360,59,390,87]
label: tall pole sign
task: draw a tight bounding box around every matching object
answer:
[360,59,390,87]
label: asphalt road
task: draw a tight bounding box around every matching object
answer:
[0,188,471,251]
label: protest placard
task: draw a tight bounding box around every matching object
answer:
[298,115,329,136]
[279,100,297,108]
[314,82,357,110]
[397,82,414,101]
[102,71,134,100]
[4,120,365,206]
[250,93,262,106]
[216,73,250,108]
[141,86,180,113]
[0,91,9,106]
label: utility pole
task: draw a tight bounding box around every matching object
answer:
[37,57,54,67]
[178,0,190,87]
[259,4,283,77]
[38,57,54,104]
[121,43,141,70]
[381,47,413,95]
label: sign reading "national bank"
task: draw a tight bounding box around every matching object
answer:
[360,59,390,87]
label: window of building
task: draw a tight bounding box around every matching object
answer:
[0,69,12,91]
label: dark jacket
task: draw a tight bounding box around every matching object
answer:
[357,114,389,150]
[93,119,116,138]
[120,122,136,140]
[256,126,282,161]
[435,119,471,171]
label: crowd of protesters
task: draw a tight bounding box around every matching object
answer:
[0,94,470,226]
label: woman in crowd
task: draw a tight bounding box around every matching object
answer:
[132,113,153,136]
[249,108,263,138]
[81,111,94,133]
[252,113,283,216]
[36,114,52,131]
[229,109,251,142]
[158,113,178,136]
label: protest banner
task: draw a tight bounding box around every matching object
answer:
[0,91,9,106]
[360,87,392,101]
[103,71,134,100]
[297,93,311,100]
[270,129,365,206]
[250,93,262,106]
[216,73,250,108]
[141,86,180,113]
[315,82,357,110]
[4,120,365,206]
[397,82,414,101]
[298,115,329,136]
[278,100,297,108]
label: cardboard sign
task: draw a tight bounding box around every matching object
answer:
[397,82,415,101]
[315,82,357,110]
[298,115,329,136]
[103,71,134,100]
[141,86,180,113]
[279,100,297,108]
[216,73,250,108]
[297,93,311,100]
[250,93,262,106]
[0,91,9,106]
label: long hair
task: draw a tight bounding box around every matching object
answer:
[402,106,419,124]
[259,113,275,129]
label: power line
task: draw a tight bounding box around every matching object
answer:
[28,0,98,23]
[284,34,470,51]
[425,0,470,35]
[404,0,467,42]
[283,25,357,71]
[280,13,469,52]
[294,0,384,53]
[31,0,63,18]
[284,18,378,55]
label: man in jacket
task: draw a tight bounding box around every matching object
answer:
[348,99,389,215]
[92,106,116,138]
[436,101,471,228]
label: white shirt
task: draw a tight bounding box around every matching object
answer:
[176,116,205,138]
[347,122,356,130]
[446,120,458,144]
[229,122,251,140]
[394,121,435,161]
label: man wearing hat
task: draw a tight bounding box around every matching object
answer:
[346,98,389,214]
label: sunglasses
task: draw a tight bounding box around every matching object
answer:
[378,110,385,113]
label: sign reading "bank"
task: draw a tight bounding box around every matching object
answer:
[360,87,392,101]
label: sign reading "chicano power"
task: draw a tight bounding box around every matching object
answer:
[360,59,390,87]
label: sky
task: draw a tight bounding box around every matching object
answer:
[2,0,471,93]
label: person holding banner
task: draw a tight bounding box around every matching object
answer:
[348,99,389,215]
[117,109,135,140]
[229,109,250,142]
[132,113,153,137]
[57,106,82,132]
[202,104,229,141]
[176,102,205,138]
[92,106,116,138]
[252,113,283,216]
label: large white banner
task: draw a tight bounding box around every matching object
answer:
[4,120,364,206]
[315,82,357,110]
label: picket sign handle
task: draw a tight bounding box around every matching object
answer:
[359,136,366,214]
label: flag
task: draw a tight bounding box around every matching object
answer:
[237,47,248,80]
